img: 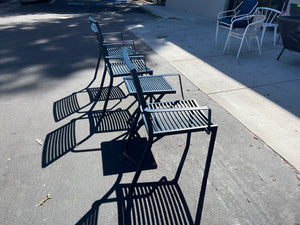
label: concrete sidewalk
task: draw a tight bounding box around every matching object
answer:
[133,3,300,172]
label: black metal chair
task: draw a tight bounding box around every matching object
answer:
[89,17,137,58]
[89,18,153,119]
[122,48,218,202]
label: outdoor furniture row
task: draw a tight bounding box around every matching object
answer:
[88,16,218,218]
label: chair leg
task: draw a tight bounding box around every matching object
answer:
[236,36,245,59]
[223,33,230,53]
[277,47,285,61]
[88,65,107,112]
[256,36,261,56]
[88,49,102,89]
[100,71,114,119]
[173,133,191,182]
[215,22,219,43]
[124,109,141,153]
[245,37,250,51]
[260,26,266,47]
[128,133,154,196]
[273,26,278,46]
[194,126,218,225]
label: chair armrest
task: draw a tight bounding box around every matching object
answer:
[125,73,180,79]
[230,15,254,29]
[105,54,145,59]
[232,13,254,21]
[103,40,135,48]
[144,105,210,113]
[104,40,134,45]
[102,31,124,41]
[102,31,123,35]
[217,10,235,19]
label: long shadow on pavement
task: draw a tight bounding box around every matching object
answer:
[75,132,210,225]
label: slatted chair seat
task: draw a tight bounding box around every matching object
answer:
[106,45,137,57]
[144,100,211,135]
[109,58,152,76]
[124,74,176,96]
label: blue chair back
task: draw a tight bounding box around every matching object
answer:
[239,0,257,15]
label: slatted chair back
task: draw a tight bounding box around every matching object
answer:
[255,7,281,46]
[89,17,105,47]
[256,7,280,25]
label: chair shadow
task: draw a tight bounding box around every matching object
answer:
[53,85,126,122]
[75,177,194,225]
[117,178,194,225]
[75,133,209,225]
[42,108,134,168]
[100,138,157,176]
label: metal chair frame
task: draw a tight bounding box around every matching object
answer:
[223,14,266,58]
[216,0,258,43]
[89,18,153,119]
[122,48,218,201]
[89,17,137,57]
[255,7,281,46]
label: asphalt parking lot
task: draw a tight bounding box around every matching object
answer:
[0,1,299,224]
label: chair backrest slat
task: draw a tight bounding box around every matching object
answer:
[238,0,258,15]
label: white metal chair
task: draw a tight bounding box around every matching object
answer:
[216,0,258,43]
[223,14,266,58]
[255,7,281,46]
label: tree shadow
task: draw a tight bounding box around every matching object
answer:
[0,0,151,96]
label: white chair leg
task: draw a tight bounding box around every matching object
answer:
[236,36,245,59]
[228,36,231,50]
[273,26,278,46]
[256,36,261,55]
[223,33,230,53]
[245,37,251,51]
[215,22,219,44]
[260,26,266,47]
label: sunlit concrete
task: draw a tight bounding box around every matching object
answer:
[131,3,300,172]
